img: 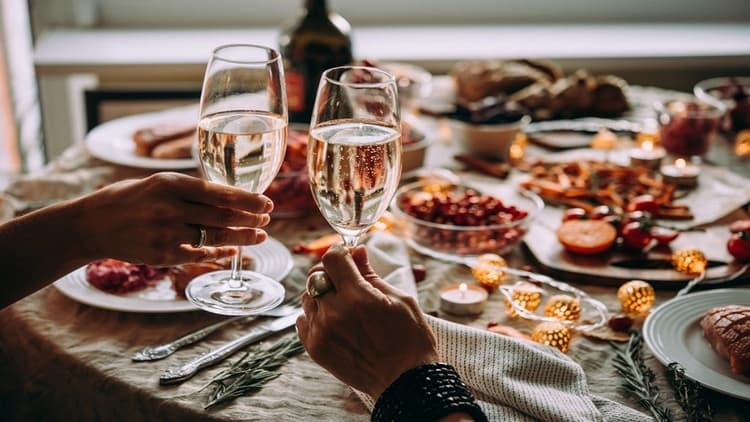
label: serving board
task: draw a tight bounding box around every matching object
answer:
[524,208,749,288]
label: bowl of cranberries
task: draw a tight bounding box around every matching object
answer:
[391,180,543,261]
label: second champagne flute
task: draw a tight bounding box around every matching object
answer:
[186,44,287,316]
[308,66,402,247]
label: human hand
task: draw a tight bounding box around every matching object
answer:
[296,244,439,399]
[74,172,273,266]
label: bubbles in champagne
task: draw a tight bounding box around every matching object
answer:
[198,111,287,192]
[309,120,402,238]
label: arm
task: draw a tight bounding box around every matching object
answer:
[296,245,487,422]
[0,172,273,309]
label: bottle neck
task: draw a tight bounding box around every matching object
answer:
[305,0,328,17]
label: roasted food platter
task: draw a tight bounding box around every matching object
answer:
[523,211,747,287]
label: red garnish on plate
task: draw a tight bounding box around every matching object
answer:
[86,259,166,294]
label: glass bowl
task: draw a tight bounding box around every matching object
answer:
[694,76,750,132]
[390,180,543,262]
[654,97,725,158]
[380,62,432,108]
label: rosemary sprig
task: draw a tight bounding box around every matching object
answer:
[666,362,713,422]
[611,332,673,422]
[203,333,305,409]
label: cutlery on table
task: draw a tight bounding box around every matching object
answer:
[132,302,300,362]
[159,309,302,385]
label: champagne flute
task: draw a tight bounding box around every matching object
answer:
[186,44,287,316]
[308,66,402,247]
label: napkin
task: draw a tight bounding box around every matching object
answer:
[360,232,651,422]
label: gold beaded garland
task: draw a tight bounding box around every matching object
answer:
[471,253,507,290]
[671,249,708,274]
[531,321,571,353]
[617,280,655,314]
[505,282,543,317]
[543,294,581,322]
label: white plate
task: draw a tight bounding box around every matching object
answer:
[643,289,750,400]
[54,237,294,313]
[85,106,199,169]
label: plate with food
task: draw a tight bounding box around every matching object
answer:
[54,237,293,313]
[85,107,199,169]
[643,289,750,400]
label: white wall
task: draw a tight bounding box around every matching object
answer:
[30,0,750,31]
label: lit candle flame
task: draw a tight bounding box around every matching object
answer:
[675,158,687,169]
[459,283,468,299]
[642,140,654,151]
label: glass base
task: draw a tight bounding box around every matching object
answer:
[185,270,285,316]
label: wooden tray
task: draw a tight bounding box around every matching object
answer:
[524,210,749,288]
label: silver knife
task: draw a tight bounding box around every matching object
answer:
[159,309,302,385]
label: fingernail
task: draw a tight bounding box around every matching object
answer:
[260,214,271,226]
[255,228,267,240]
[261,197,274,212]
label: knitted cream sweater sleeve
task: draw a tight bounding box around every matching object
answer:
[357,316,652,422]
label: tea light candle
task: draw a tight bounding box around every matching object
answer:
[439,282,488,316]
[660,158,700,188]
[629,140,666,170]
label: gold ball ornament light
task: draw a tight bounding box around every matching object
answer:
[671,249,708,275]
[543,294,581,322]
[531,321,571,353]
[617,280,655,314]
[471,253,507,290]
[504,282,543,317]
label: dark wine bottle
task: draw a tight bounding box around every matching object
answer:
[279,0,353,123]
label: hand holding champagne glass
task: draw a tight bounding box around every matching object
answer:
[308,66,402,247]
[186,44,288,315]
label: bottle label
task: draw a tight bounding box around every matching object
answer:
[286,70,305,113]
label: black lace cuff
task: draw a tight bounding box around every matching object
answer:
[372,363,488,422]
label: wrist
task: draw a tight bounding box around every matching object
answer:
[370,353,440,399]
[61,195,102,264]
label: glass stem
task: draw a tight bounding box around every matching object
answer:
[342,234,359,248]
[228,247,243,288]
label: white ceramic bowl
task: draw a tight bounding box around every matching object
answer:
[450,115,531,161]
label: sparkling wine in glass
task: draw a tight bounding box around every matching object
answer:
[308,66,402,247]
[186,44,287,316]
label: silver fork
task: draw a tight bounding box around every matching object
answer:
[132,300,301,362]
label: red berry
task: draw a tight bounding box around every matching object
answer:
[650,226,680,245]
[562,208,588,222]
[621,221,653,250]
[626,195,659,215]
[411,264,427,283]
[608,314,634,332]
[727,232,750,262]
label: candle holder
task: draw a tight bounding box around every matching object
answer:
[660,158,700,188]
[628,140,665,170]
[617,280,655,314]
[439,282,488,316]
[504,281,543,317]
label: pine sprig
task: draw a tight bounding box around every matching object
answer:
[611,332,673,422]
[666,362,713,422]
[202,333,305,409]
